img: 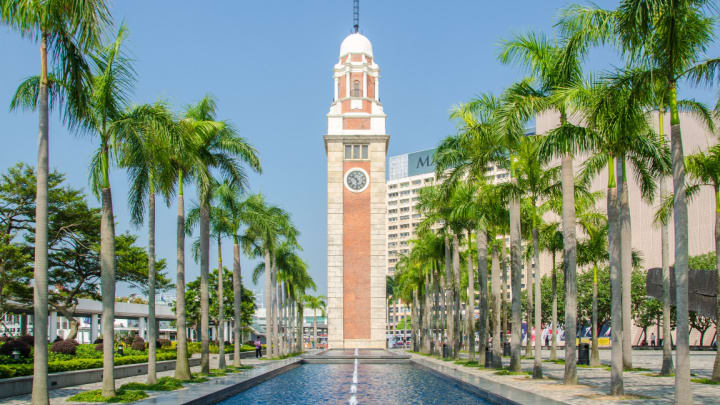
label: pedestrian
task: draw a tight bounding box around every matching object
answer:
[254,337,262,358]
[650,333,656,347]
[545,334,550,348]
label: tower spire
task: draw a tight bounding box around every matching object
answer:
[353,0,359,33]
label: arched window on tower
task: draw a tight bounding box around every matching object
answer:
[352,80,361,97]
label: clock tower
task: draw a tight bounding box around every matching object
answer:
[324,25,388,349]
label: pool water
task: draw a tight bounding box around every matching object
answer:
[218,363,489,404]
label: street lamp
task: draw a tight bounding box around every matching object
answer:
[11,349,20,361]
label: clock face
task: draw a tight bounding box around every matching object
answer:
[345,169,368,192]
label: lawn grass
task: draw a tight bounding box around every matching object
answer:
[543,359,565,364]
[120,377,185,392]
[68,388,148,403]
[691,378,720,385]
[642,372,674,377]
[494,367,532,376]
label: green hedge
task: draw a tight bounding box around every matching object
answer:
[0,351,177,379]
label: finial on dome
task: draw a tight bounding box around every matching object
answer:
[353,0,359,33]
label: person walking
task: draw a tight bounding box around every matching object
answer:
[650,333,656,347]
[254,338,262,358]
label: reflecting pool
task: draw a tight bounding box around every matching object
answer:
[218,363,490,404]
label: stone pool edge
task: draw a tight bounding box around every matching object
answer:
[133,357,302,405]
[409,355,567,405]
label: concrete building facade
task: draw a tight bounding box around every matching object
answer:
[325,32,388,349]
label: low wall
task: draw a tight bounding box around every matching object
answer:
[0,351,260,399]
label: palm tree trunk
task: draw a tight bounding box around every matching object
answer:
[175,173,191,379]
[423,271,432,354]
[532,228,543,378]
[526,255,533,358]
[452,234,462,358]
[263,248,272,356]
[444,236,454,358]
[217,235,226,369]
[467,231,476,362]
[271,257,279,357]
[31,32,50,405]
[412,289,420,352]
[491,245,502,368]
[313,311,318,349]
[551,251,558,360]
[100,185,116,397]
[590,264,600,367]
[147,189,157,384]
[669,83,691,404]
[618,158,633,370]
[232,237,243,367]
[509,197,522,372]
[608,156,624,395]
[660,177,675,375]
[712,185,720,381]
[561,152,578,385]
[199,201,210,374]
[477,229,488,367]
[501,242,508,358]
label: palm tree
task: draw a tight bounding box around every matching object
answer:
[304,295,326,349]
[215,182,258,367]
[682,147,720,381]
[511,135,560,378]
[244,196,295,357]
[500,30,590,384]
[556,72,670,393]
[540,222,563,360]
[560,2,718,399]
[3,1,110,402]
[184,95,260,373]
[117,102,177,383]
[577,208,609,368]
[84,27,136,397]
[436,95,507,364]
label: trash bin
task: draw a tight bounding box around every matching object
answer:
[578,343,590,365]
[484,346,492,368]
[503,342,511,356]
[442,344,448,358]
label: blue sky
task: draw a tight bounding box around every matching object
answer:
[1,1,718,300]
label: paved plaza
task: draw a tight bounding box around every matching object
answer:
[408,348,720,404]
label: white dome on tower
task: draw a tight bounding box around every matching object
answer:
[339,33,373,57]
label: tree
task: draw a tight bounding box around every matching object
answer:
[117,102,177,383]
[304,295,326,349]
[560,2,718,399]
[684,147,720,380]
[2,1,111,400]
[540,222,563,360]
[501,29,591,383]
[177,268,255,342]
[183,95,260,373]
[561,71,669,391]
[215,182,257,366]
[435,94,506,364]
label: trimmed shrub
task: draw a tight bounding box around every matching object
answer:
[130,336,146,351]
[158,339,171,348]
[0,339,31,358]
[50,340,77,355]
[17,335,34,346]
[0,335,13,343]
[0,351,178,379]
[53,336,63,342]
[94,343,103,352]
[93,338,103,344]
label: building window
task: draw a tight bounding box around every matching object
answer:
[345,144,369,160]
[412,180,422,185]
[352,80,361,97]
